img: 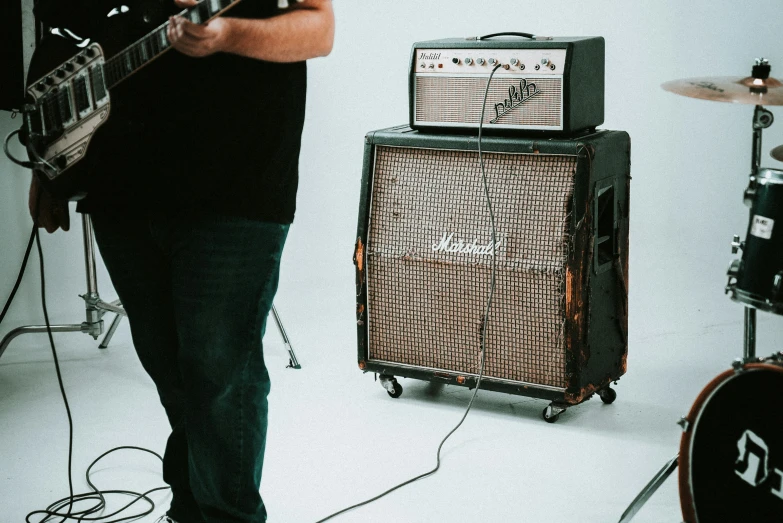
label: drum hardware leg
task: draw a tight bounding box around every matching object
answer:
[744,306,757,360]
[752,105,774,177]
[617,454,679,523]
[542,402,567,423]
[379,374,403,398]
[271,305,302,369]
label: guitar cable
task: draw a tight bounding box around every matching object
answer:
[313,62,505,523]
[1,192,171,522]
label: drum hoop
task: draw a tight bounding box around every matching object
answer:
[678,363,783,523]
[757,168,783,184]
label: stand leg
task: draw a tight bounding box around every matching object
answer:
[618,455,679,523]
[744,306,757,360]
[271,305,301,369]
[0,214,126,360]
[99,314,124,349]
[0,324,88,359]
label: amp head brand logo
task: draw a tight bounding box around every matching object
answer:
[432,232,505,257]
[735,430,783,501]
[419,52,441,60]
[491,79,541,124]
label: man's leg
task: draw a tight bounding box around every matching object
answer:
[161,212,289,523]
[91,213,205,523]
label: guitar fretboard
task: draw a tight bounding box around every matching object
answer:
[104,0,241,89]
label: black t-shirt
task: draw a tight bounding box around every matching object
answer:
[36,0,306,224]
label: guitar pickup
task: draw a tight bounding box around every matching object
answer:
[89,64,109,107]
[73,74,94,118]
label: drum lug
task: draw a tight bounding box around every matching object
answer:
[773,272,783,298]
[732,358,746,373]
[677,416,690,432]
[744,182,756,207]
[725,259,741,294]
[731,234,744,254]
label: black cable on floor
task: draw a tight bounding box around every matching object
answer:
[314,63,505,523]
[9,205,171,523]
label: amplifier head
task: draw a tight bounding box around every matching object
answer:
[355,126,630,405]
[409,36,605,134]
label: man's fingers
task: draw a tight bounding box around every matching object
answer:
[173,0,198,7]
[170,16,210,39]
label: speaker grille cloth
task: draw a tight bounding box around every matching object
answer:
[367,146,576,388]
[415,76,563,128]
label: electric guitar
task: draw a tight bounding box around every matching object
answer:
[22,0,251,200]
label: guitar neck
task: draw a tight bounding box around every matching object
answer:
[104,0,244,89]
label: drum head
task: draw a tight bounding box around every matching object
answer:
[680,364,783,522]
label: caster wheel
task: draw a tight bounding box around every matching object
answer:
[542,406,559,423]
[598,386,617,405]
[387,381,403,398]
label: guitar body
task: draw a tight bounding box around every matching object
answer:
[26,37,109,200]
[23,0,218,200]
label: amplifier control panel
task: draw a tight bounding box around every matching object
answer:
[415,49,567,75]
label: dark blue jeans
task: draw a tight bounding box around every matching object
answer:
[91,211,289,523]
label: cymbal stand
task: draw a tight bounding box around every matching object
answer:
[741,104,774,360]
[0,215,302,369]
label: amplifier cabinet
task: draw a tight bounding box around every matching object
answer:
[355,126,630,413]
[410,36,604,134]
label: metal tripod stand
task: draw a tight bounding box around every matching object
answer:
[0,214,302,369]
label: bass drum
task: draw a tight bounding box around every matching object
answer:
[679,354,783,522]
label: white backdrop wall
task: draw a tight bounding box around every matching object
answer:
[3,0,783,363]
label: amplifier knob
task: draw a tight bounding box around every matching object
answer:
[45,76,55,86]
[428,63,435,69]
[465,57,473,65]
[510,58,519,66]
[477,58,486,65]
[452,57,460,65]
[76,55,87,65]
[488,58,497,66]
[420,63,426,69]
[64,62,74,72]
[36,82,46,92]
[55,69,66,78]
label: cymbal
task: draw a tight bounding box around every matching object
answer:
[772,144,783,162]
[662,76,783,105]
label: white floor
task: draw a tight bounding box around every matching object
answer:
[1,299,780,523]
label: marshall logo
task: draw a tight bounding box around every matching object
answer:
[432,232,504,256]
[490,79,541,124]
[735,430,783,501]
[419,52,441,60]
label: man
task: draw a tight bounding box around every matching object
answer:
[28,0,335,521]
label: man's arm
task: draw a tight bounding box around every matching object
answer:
[168,0,334,61]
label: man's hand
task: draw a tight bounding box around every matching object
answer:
[29,175,70,233]
[168,0,333,62]
[168,0,231,58]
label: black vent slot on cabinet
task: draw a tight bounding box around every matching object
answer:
[596,185,615,268]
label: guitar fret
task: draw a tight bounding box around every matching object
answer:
[140,37,151,62]
[198,2,210,21]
